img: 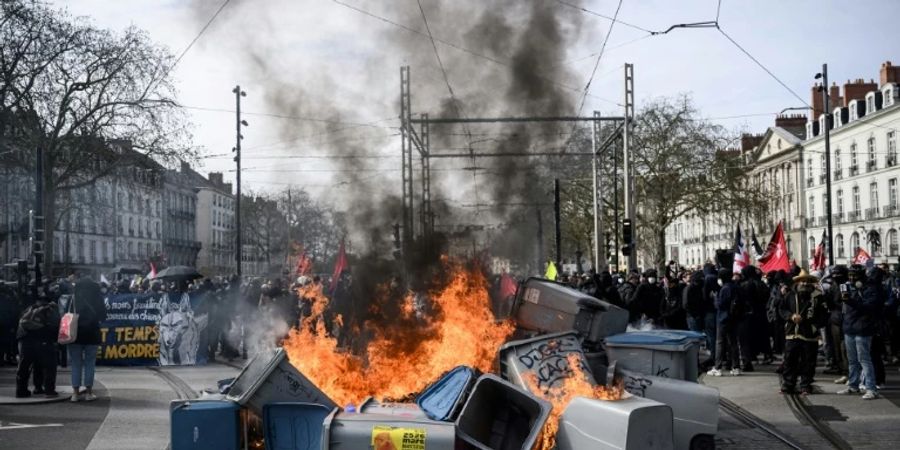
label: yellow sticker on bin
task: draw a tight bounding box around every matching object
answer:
[371,425,427,450]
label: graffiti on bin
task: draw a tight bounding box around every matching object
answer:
[276,367,329,403]
[517,336,585,389]
[655,366,670,378]
[623,375,653,397]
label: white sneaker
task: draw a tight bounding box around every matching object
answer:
[731,368,742,376]
[70,393,81,403]
[82,392,97,402]
[707,368,723,377]
[862,390,879,400]
[833,376,848,384]
[836,387,860,395]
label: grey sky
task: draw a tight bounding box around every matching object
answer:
[53,0,900,200]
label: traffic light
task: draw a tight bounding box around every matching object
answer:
[622,219,633,256]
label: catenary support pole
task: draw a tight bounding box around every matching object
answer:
[623,63,637,271]
[822,64,835,266]
[233,85,246,278]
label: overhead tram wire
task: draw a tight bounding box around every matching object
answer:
[554,0,655,34]
[150,0,231,92]
[330,0,621,106]
[576,0,624,116]
[177,105,399,128]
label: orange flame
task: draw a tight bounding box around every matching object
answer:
[525,353,625,450]
[282,261,514,407]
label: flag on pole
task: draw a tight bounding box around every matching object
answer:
[733,225,751,274]
[148,262,157,279]
[750,227,765,260]
[810,230,827,272]
[329,241,348,293]
[100,274,110,286]
[545,261,558,280]
[759,221,792,273]
[852,247,872,267]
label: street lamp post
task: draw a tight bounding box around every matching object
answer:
[816,65,835,266]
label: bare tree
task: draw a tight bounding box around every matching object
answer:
[277,187,344,271]
[1,1,193,275]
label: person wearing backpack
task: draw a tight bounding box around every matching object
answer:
[68,274,107,402]
[15,291,60,398]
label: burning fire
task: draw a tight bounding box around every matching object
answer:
[282,261,514,406]
[525,353,625,450]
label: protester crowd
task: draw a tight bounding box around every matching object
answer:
[556,260,900,400]
[0,270,324,402]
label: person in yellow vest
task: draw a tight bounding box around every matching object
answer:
[779,270,828,395]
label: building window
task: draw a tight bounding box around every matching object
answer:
[850,232,860,251]
[836,234,845,258]
[808,195,815,219]
[871,182,880,211]
[890,179,898,209]
[128,217,134,236]
[868,137,877,171]
[889,132,897,167]
[889,230,899,256]
[853,186,860,213]
[835,148,842,173]
[90,240,96,262]
[820,153,826,180]
[807,159,813,179]
[837,189,844,215]
[808,237,816,258]
[105,242,110,263]
[850,143,858,172]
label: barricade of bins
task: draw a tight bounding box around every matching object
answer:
[170,277,720,450]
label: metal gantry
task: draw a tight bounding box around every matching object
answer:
[399,65,632,272]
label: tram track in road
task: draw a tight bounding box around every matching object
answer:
[718,396,806,450]
[148,367,198,400]
[783,393,854,450]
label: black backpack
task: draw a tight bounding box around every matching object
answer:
[19,303,54,331]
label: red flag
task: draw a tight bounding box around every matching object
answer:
[148,262,157,279]
[852,247,871,266]
[733,225,751,274]
[329,241,347,292]
[296,251,312,276]
[499,274,518,299]
[759,222,791,273]
[810,230,827,272]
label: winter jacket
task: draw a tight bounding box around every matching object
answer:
[72,277,108,345]
[631,282,664,322]
[618,282,637,308]
[683,272,706,318]
[662,280,687,329]
[779,288,828,341]
[16,300,60,343]
[739,266,768,316]
[715,280,739,324]
[842,282,884,337]
[701,265,720,316]
[766,284,786,323]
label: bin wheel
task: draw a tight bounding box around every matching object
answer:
[690,434,716,450]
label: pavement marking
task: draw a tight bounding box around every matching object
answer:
[0,420,65,430]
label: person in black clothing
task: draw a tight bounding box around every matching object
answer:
[740,266,772,369]
[68,274,107,402]
[684,270,711,354]
[594,272,624,309]
[701,264,720,361]
[779,270,828,395]
[662,272,688,330]
[15,292,60,398]
[709,269,749,376]
[630,269,665,325]
[823,266,849,379]
[618,272,640,314]
[0,283,20,366]
[766,270,789,356]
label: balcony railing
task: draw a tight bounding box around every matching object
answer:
[819,174,827,184]
[847,210,861,222]
[806,177,814,187]
[849,165,859,176]
[884,204,899,217]
[891,244,899,256]
[834,169,843,180]
[867,160,877,173]
[865,207,880,220]
[805,217,816,227]
[833,213,844,224]
[818,215,828,226]
[887,155,897,167]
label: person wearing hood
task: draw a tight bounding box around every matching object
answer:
[837,265,882,399]
[630,269,665,324]
[684,270,714,360]
[779,270,828,395]
[709,269,748,376]
[618,271,640,314]
[661,272,687,330]
[15,291,60,398]
[739,265,771,370]
[824,265,849,382]
[594,272,624,309]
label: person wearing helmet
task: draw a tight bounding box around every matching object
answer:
[837,264,882,399]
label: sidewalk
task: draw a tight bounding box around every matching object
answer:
[703,361,900,449]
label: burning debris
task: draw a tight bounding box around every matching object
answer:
[172,269,719,450]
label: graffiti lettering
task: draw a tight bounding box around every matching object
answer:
[655,366,670,378]
[623,375,653,397]
[516,336,589,390]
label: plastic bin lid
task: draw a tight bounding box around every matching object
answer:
[605,330,697,346]
[416,366,477,421]
[173,400,239,411]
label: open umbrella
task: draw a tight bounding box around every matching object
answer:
[153,265,203,280]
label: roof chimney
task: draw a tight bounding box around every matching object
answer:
[843,78,878,107]
[880,61,900,86]
[829,83,842,110]
[811,83,824,119]
[741,133,764,152]
[775,114,807,139]
[180,160,190,174]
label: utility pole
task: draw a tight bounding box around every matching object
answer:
[592,110,605,273]
[232,85,247,278]
[623,63,637,271]
[816,65,835,266]
[554,179,561,268]
[613,133,620,272]
[32,145,44,295]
